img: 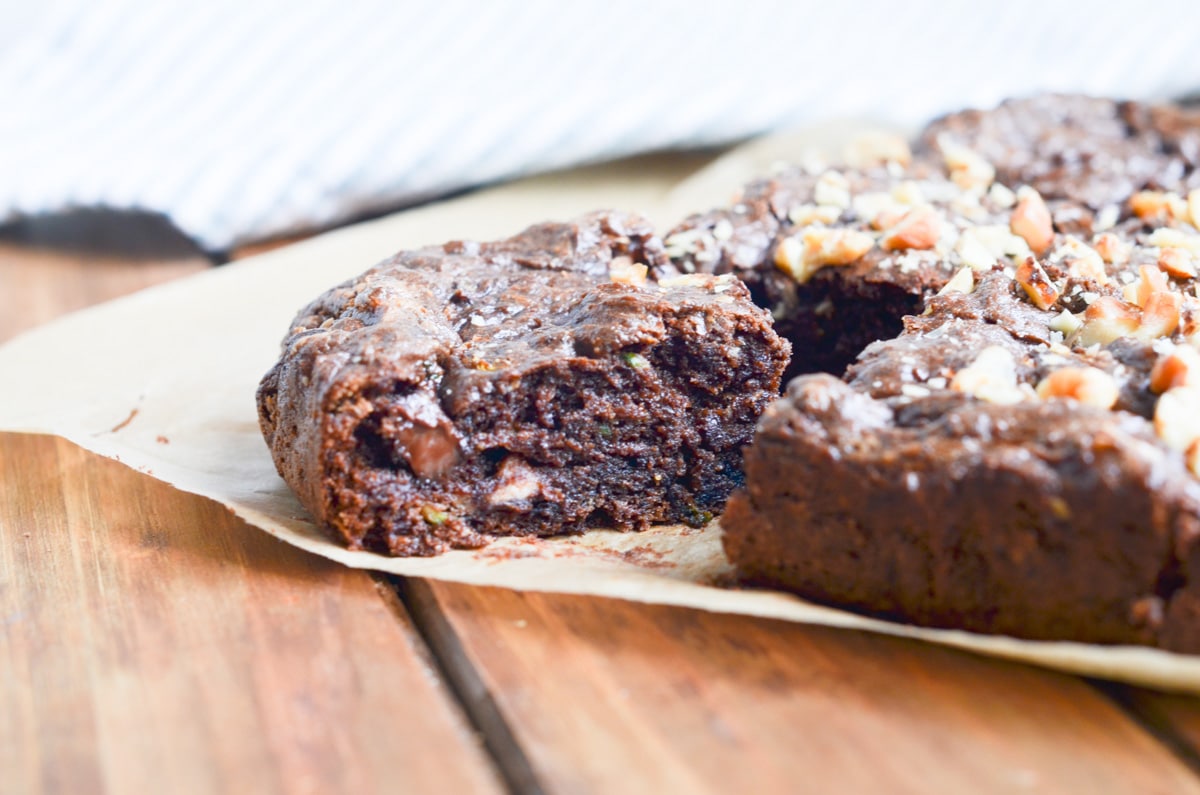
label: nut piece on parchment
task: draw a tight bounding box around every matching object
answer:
[1035,366,1120,409]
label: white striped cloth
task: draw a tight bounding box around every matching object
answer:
[3,0,1200,251]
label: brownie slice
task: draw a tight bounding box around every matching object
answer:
[257,212,790,556]
[722,207,1200,648]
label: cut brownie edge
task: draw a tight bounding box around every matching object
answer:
[723,374,1200,650]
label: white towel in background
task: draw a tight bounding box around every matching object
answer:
[3,0,1199,251]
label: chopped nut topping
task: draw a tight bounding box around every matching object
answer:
[658,273,730,290]
[1188,439,1200,478]
[1150,344,1200,393]
[1190,188,1200,230]
[843,132,912,169]
[608,256,648,287]
[936,266,975,296]
[988,183,1017,209]
[814,170,852,209]
[1011,187,1054,255]
[1131,190,1191,223]
[1073,296,1141,347]
[774,228,874,284]
[852,191,907,229]
[955,225,1033,271]
[1049,308,1084,336]
[881,206,942,251]
[1159,247,1199,280]
[788,203,843,226]
[1154,386,1200,452]
[1135,290,1183,341]
[1093,232,1131,265]
[1035,366,1120,408]
[1055,236,1109,285]
[1149,228,1200,254]
[950,345,1026,404]
[939,137,996,191]
[891,180,925,206]
[1015,257,1060,310]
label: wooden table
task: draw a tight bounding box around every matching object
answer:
[7,218,1200,794]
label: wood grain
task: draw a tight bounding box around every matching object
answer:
[408,581,1200,795]
[0,433,504,795]
[0,241,209,344]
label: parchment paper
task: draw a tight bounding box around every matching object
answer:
[7,125,1200,694]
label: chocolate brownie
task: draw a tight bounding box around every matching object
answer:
[660,140,1054,378]
[257,212,789,555]
[722,198,1200,649]
[919,94,1200,229]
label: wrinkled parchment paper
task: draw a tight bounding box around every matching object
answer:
[7,125,1200,694]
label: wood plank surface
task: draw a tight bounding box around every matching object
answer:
[407,581,1200,795]
[0,432,504,795]
[0,240,209,344]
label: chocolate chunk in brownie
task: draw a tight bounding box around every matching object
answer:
[721,196,1200,649]
[919,94,1200,224]
[659,138,1057,378]
[257,212,790,556]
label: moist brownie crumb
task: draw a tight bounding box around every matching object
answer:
[257,211,790,556]
[722,178,1200,649]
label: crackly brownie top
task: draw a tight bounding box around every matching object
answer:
[660,131,1103,305]
[275,211,770,409]
[836,189,1200,477]
[919,94,1200,216]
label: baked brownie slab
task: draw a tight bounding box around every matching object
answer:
[257,212,789,555]
[723,206,1200,649]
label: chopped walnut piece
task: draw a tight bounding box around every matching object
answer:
[788,203,843,226]
[1187,439,1200,478]
[1135,264,1173,308]
[881,207,942,251]
[1035,366,1120,409]
[1135,290,1183,342]
[852,192,907,230]
[950,345,1026,405]
[608,256,648,287]
[1073,296,1140,347]
[1149,228,1200,254]
[988,183,1016,209]
[1055,236,1110,285]
[939,136,995,191]
[1159,247,1199,280]
[937,267,975,296]
[814,170,852,209]
[1049,309,1084,336]
[1154,386,1200,452]
[1131,190,1190,223]
[1093,232,1131,265]
[774,228,874,284]
[843,132,912,169]
[955,225,1032,271]
[1150,345,1200,393]
[1190,189,1200,230]
[1015,257,1060,310]
[1011,187,1054,255]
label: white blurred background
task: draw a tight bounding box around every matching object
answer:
[4,0,1200,251]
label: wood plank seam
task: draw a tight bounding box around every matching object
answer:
[388,576,547,795]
